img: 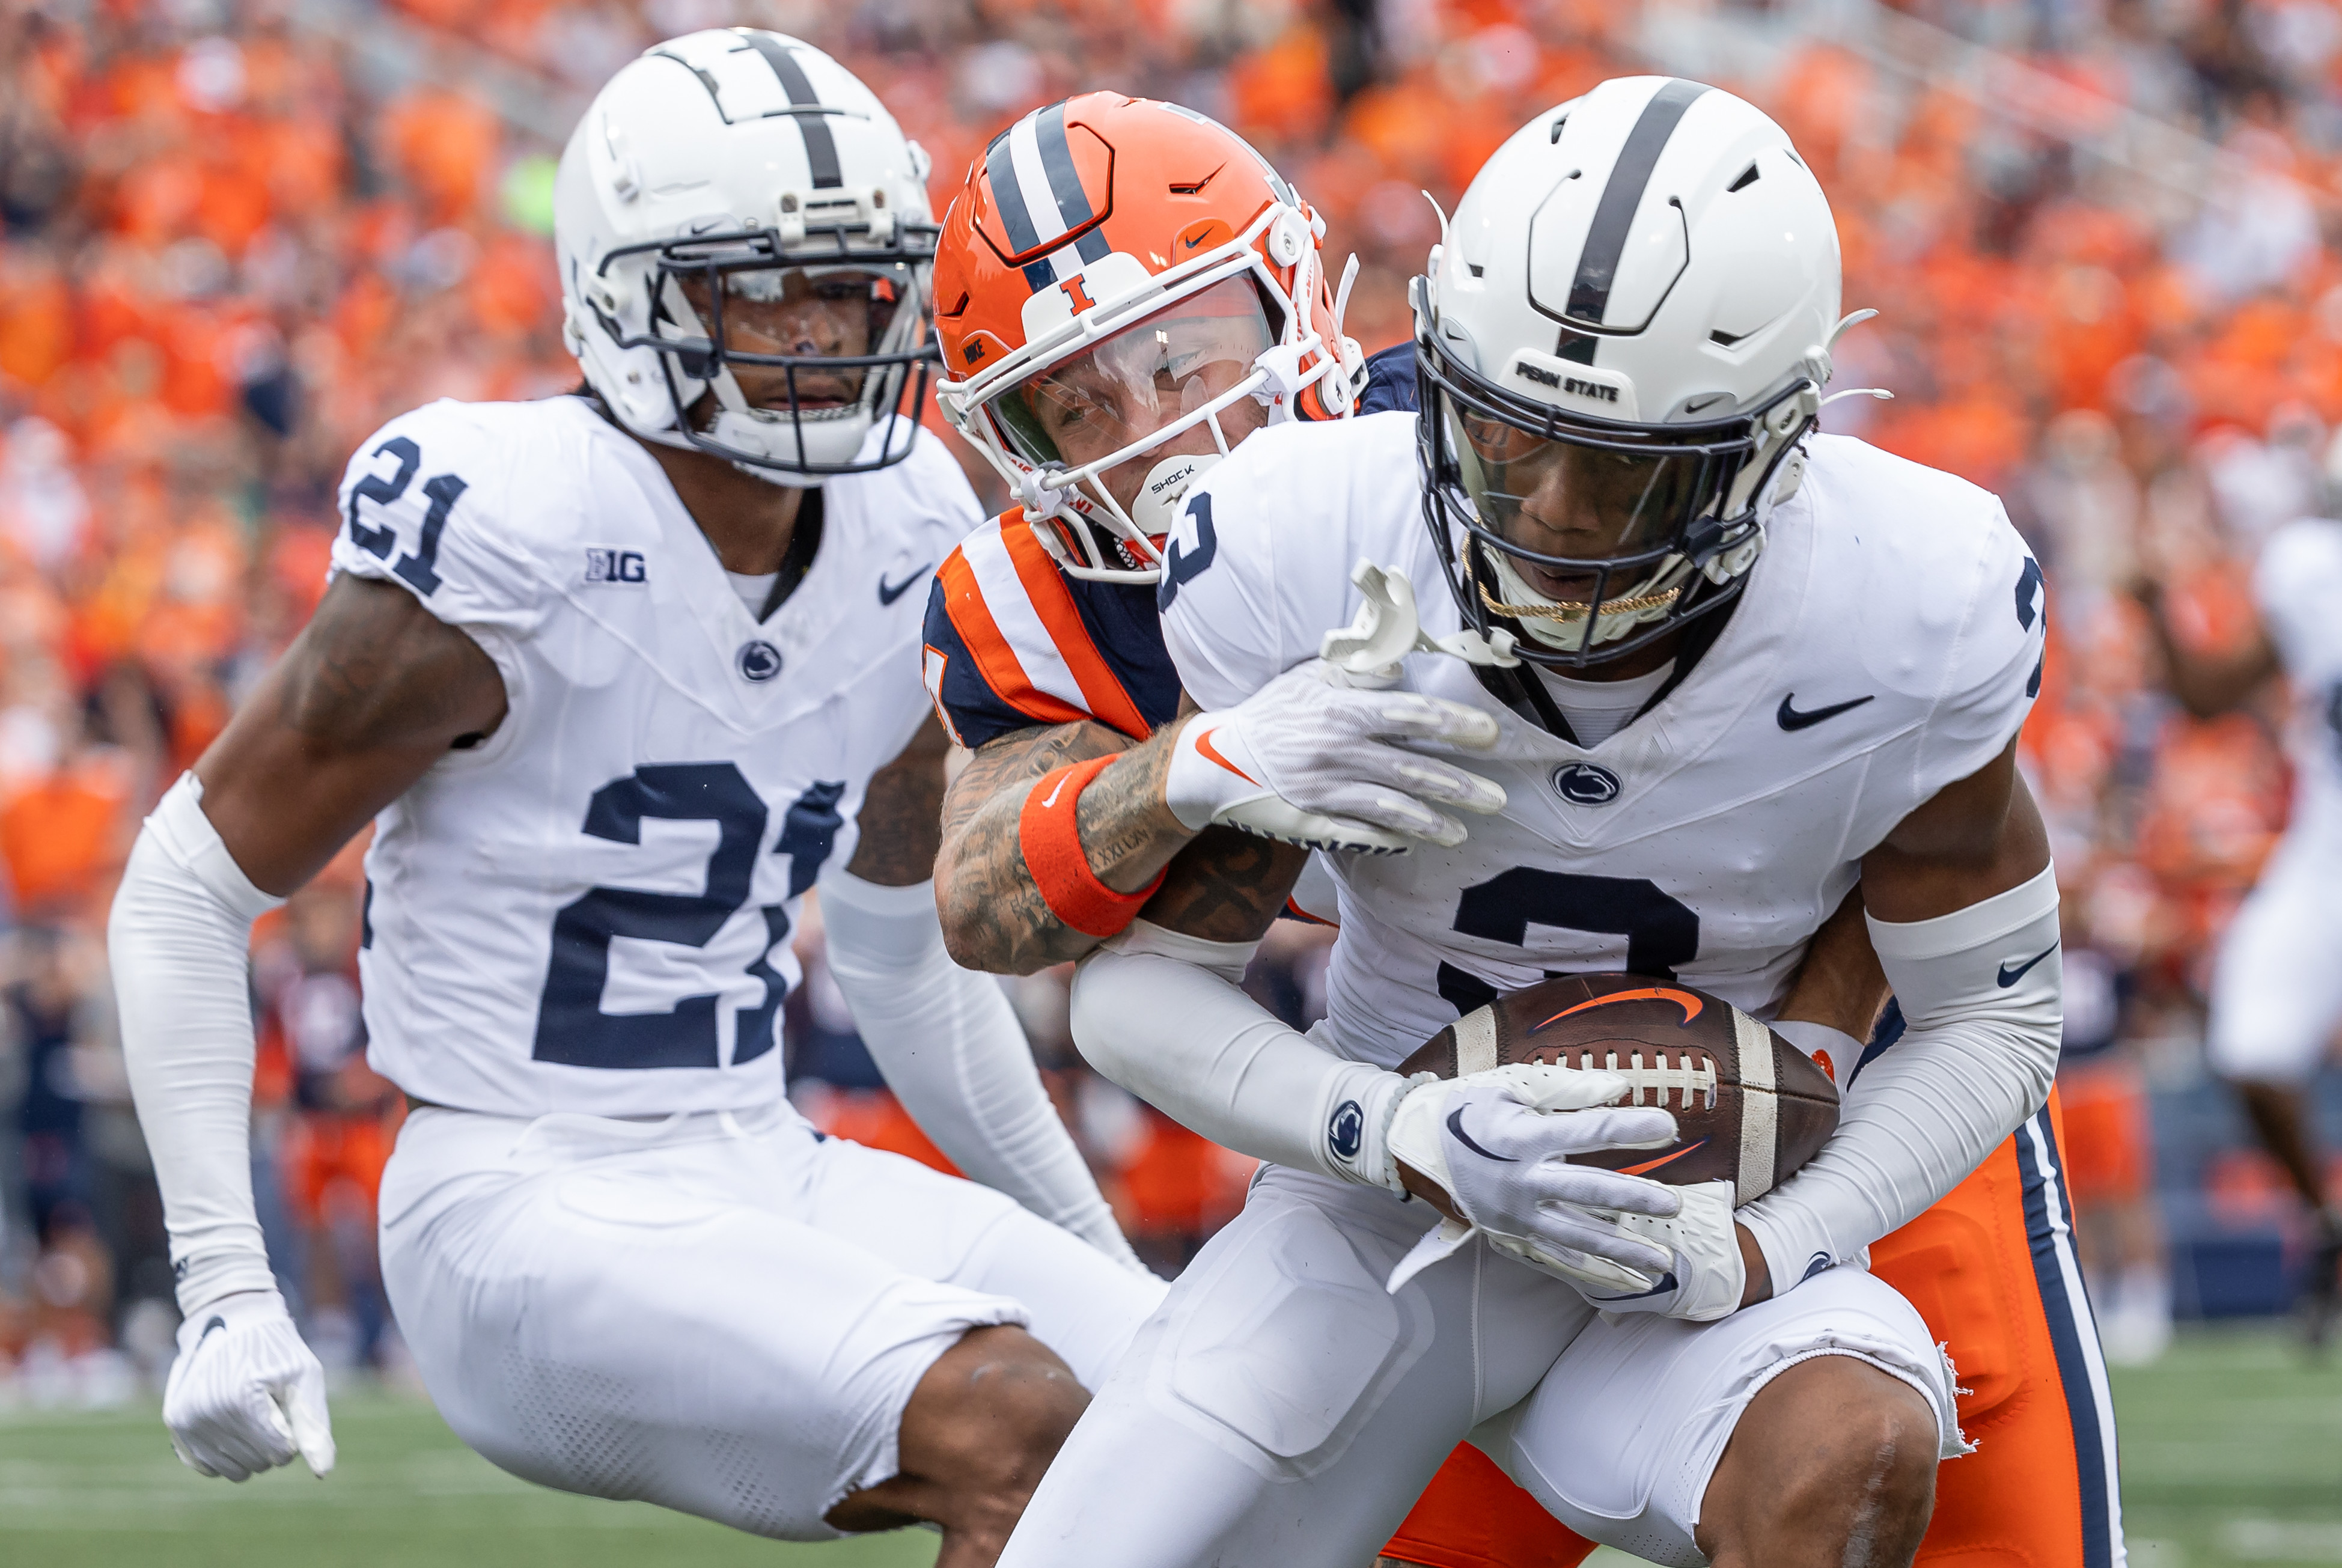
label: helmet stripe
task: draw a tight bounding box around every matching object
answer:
[989,103,1112,291]
[1564,78,1708,331]
[985,126,1044,255]
[1005,114,1073,246]
[736,31,843,190]
[1034,102,1094,228]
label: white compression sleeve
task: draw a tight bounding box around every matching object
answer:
[1740,864,2062,1295]
[817,869,1142,1271]
[1068,920,1412,1191]
[109,773,286,1317]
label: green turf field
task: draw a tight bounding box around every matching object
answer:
[0,1325,2333,1567]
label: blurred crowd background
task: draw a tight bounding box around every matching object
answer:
[3,0,2342,1400]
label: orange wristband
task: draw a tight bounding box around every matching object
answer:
[1019,756,1168,939]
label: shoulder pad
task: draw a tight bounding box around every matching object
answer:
[329,399,574,631]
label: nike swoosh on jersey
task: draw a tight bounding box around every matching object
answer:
[1447,1107,1517,1163]
[1616,1139,1709,1177]
[1776,692,1876,731]
[1194,727,1257,786]
[1996,941,2060,987]
[878,564,933,605]
[197,1314,227,1346]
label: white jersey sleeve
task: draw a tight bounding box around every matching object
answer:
[328,399,557,639]
[1844,440,2046,803]
[1160,412,1431,709]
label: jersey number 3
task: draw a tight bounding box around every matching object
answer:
[1436,867,1700,1015]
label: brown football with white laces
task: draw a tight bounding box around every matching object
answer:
[1394,973,1841,1206]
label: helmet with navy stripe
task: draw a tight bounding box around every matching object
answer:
[555,29,938,486]
[1415,76,1848,665]
[933,93,1365,583]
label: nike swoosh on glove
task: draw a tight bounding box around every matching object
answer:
[1165,660,1506,853]
[163,1289,335,1481]
[1538,1179,1747,1323]
[1382,1064,1682,1293]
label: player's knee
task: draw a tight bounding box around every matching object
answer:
[1704,1356,1938,1568]
[1780,1365,1935,1560]
[905,1326,1089,1536]
[1805,1370,1935,1507]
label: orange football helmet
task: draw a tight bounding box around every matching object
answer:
[933,93,1364,582]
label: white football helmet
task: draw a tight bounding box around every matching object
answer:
[1413,76,1846,665]
[555,29,938,486]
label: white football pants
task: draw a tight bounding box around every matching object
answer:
[378,1100,1164,1539]
[997,1164,1963,1568]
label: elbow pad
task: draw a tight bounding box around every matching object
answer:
[1069,920,1410,1192]
[817,868,1142,1271]
[1741,864,2061,1296]
[109,774,285,1316]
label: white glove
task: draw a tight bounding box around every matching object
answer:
[1382,1064,1681,1292]
[1538,1179,1748,1323]
[162,1290,335,1481]
[1164,660,1506,852]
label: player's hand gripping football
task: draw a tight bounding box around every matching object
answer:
[1534,1180,1750,1323]
[1383,1064,1685,1289]
[1163,660,1507,853]
[162,1289,337,1481]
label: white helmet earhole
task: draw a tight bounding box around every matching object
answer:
[1268,211,1309,267]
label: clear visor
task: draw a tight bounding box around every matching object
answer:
[989,276,1273,474]
[1449,403,1713,578]
[674,264,916,409]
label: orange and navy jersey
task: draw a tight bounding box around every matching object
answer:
[922,343,1420,751]
[924,513,1183,749]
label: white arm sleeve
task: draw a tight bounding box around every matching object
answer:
[108,773,286,1317]
[817,869,1143,1271]
[1739,864,2062,1294]
[1067,920,1412,1191]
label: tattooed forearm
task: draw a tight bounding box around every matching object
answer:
[1072,731,1188,891]
[1141,829,1308,942]
[934,716,1204,974]
[844,718,951,887]
[934,709,1313,971]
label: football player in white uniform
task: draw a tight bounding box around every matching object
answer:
[106,31,1160,1559]
[2135,501,2342,1338]
[997,80,2095,1568]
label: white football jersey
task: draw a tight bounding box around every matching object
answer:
[328,396,977,1116]
[2254,517,2342,844]
[1163,413,2045,1070]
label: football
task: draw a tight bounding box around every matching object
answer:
[1395,974,1841,1206]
